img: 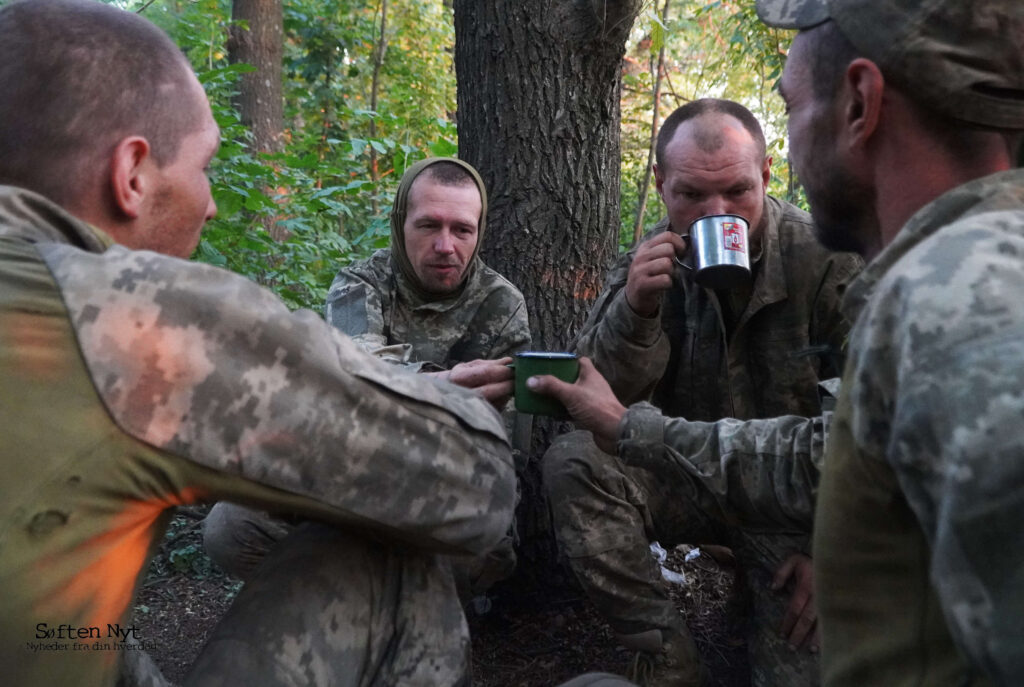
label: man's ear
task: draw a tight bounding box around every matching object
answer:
[761,155,772,190]
[842,59,884,152]
[654,163,665,198]
[109,136,153,220]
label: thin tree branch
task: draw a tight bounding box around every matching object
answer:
[368,0,388,215]
[632,0,671,244]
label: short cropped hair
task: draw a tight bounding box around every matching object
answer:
[421,160,477,187]
[804,20,1021,167]
[0,0,201,206]
[656,98,767,168]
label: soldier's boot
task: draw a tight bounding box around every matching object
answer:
[618,627,709,687]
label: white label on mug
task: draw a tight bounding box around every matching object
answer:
[722,222,745,252]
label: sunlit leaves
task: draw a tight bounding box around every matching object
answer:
[127,0,459,311]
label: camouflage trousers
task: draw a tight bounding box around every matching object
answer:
[543,431,819,687]
[192,521,470,686]
[203,502,517,602]
[123,515,632,687]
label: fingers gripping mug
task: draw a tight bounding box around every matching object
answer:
[507,352,579,419]
[676,214,751,290]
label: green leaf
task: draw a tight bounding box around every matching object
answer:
[651,20,665,56]
[428,138,457,158]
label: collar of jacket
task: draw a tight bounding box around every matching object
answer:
[742,194,790,309]
[0,185,113,253]
[842,167,1024,323]
[392,253,487,314]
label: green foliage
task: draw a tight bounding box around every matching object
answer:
[117,0,801,298]
[120,0,457,311]
[620,0,802,250]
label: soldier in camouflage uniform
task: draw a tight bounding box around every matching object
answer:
[755,1,1024,685]
[541,99,862,685]
[324,157,530,371]
[0,2,517,686]
[203,157,530,594]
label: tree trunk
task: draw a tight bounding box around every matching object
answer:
[454,0,642,592]
[229,0,285,239]
[229,0,284,155]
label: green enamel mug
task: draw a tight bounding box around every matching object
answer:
[508,351,580,418]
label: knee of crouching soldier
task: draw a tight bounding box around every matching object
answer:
[201,502,283,580]
[541,430,604,498]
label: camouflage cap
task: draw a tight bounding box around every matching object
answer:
[756,0,1024,130]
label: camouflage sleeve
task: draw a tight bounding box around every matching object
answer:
[573,244,670,404]
[324,265,418,367]
[886,316,1024,682]
[618,402,827,532]
[854,215,1024,682]
[40,244,516,557]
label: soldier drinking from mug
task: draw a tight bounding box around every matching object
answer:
[542,98,862,686]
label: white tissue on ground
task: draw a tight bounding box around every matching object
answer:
[649,541,688,586]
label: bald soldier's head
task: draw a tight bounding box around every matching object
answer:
[0,0,219,256]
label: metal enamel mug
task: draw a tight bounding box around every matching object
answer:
[676,214,751,289]
[507,352,579,418]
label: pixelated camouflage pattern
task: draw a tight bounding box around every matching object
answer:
[37,240,513,552]
[619,400,830,531]
[0,186,515,686]
[574,196,861,422]
[186,523,471,687]
[815,169,1024,686]
[757,0,1024,130]
[544,430,822,686]
[324,248,531,369]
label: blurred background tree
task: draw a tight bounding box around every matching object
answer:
[113,0,791,314]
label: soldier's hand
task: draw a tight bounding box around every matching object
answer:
[772,552,820,652]
[442,358,515,409]
[624,231,688,317]
[526,357,626,454]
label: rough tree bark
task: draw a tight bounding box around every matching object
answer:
[454,0,643,590]
[229,0,284,154]
[228,0,285,238]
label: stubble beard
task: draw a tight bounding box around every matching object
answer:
[806,162,877,258]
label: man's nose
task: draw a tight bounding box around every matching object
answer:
[433,231,455,254]
[703,196,728,216]
[206,195,218,221]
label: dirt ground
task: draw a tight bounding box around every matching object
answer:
[132,508,749,686]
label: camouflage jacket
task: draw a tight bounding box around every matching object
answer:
[815,169,1024,686]
[0,187,515,687]
[576,195,862,422]
[324,249,531,370]
[615,378,838,535]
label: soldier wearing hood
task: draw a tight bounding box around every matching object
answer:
[325,156,531,374]
[203,158,531,597]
